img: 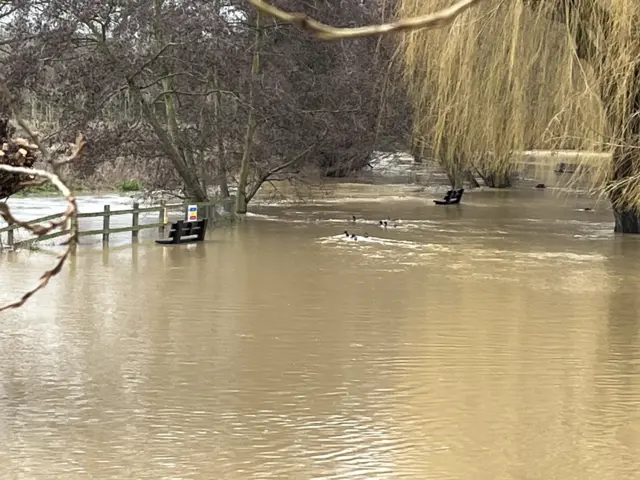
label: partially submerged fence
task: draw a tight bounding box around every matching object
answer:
[0,200,231,249]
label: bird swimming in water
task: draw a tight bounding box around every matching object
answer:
[351,215,357,223]
[379,219,399,228]
[385,216,400,227]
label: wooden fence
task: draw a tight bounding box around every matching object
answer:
[0,200,230,249]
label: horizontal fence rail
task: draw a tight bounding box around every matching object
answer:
[0,200,231,249]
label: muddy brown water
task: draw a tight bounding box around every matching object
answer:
[1,186,640,479]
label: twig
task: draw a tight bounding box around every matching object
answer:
[127,43,178,81]
[248,0,487,40]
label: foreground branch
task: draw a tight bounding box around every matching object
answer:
[1,77,86,312]
[248,0,487,40]
[0,165,78,312]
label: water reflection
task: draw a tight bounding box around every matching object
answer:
[0,190,639,478]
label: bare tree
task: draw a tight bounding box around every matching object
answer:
[4,0,408,212]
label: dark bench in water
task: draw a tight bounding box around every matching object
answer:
[155,219,208,245]
[434,188,464,205]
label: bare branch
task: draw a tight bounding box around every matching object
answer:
[246,128,328,202]
[51,133,87,166]
[247,0,487,40]
[18,178,48,188]
[127,43,178,81]
[0,165,78,312]
[150,88,241,105]
[0,33,39,47]
[0,74,86,312]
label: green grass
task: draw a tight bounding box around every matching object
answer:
[14,182,62,197]
[116,179,142,192]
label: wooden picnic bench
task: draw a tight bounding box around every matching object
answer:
[155,219,208,245]
[434,188,464,205]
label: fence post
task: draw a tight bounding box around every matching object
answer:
[158,200,166,235]
[7,227,14,248]
[132,202,139,239]
[69,215,77,254]
[102,205,110,244]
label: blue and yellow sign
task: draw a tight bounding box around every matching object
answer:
[187,204,198,222]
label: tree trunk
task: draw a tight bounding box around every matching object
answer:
[161,71,208,197]
[144,0,207,201]
[609,146,640,233]
[213,0,230,199]
[213,67,230,198]
[411,138,426,163]
[613,206,640,233]
[127,80,208,201]
[474,167,511,188]
[464,170,480,188]
[482,171,511,188]
[236,13,261,215]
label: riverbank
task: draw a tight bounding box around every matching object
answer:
[13,182,142,198]
[12,148,609,199]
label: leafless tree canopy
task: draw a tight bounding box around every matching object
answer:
[1,0,409,204]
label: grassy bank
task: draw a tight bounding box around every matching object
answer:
[12,178,143,197]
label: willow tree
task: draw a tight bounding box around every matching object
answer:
[399,0,640,233]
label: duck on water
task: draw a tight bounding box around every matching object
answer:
[351,215,400,228]
[344,230,369,241]
[378,216,401,228]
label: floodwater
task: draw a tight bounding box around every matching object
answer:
[1,185,640,479]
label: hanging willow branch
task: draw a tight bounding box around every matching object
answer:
[247,0,487,40]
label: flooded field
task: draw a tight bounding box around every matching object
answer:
[1,184,639,479]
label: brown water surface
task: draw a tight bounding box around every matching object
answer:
[1,187,640,479]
